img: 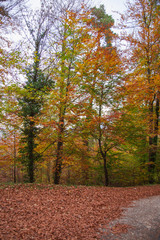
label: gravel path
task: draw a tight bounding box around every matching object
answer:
[100,195,160,240]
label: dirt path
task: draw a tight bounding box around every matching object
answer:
[100,195,160,240]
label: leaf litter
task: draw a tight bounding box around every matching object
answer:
[0,184,160,239]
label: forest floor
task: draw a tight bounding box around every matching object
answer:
[0,184,160,240]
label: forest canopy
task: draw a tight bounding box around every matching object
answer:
[0,0,159,186]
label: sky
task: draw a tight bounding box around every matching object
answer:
[30,0,127,25]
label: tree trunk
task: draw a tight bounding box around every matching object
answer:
[154,92,159,150]
[53,27,72,184]
[47,160,51,183]
[98,85,109,186]
[148,99,155,183]
[13,132,17,183]
[99,139,109,186]
[54,117,64,184]
[54,140,63,184]
[28,158,34,183]
[148,93,159,183]
[13,165,17,183]
[28,122,35,183]
[103,155,109,186]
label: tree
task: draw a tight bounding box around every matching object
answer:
[48,2,119,185]
[0,82,23,183]
[0,126,21,183]
[74,5,121,186]
[18,3,53,183]
[120,0,160,183]
[0,0,26,124]
[91,4,114,47]
[0,0,26,77]
[19,69,51,182]
[50,3,93,184]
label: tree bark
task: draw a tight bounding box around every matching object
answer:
[103,156,109,186]
[13,132,17,183]
[47,160,51,183]
[154,92,159,150]
[98,139,109,186]
[53,36,70,184]
[28,121,35,183]
[98,85,109,186]
[148,93,159,183]
[54,116,64,184]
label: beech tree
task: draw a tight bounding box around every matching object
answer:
[120,0,160,183]
[0,0,27,182]
[49,3,92,184]
[40,2,121,185]
[0,0,25,94]
[0,126,21,183]
[0,92,22,183]
[2,0,159,187]
[74,5,121,186]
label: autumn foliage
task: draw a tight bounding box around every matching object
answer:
[0,0,160,186]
